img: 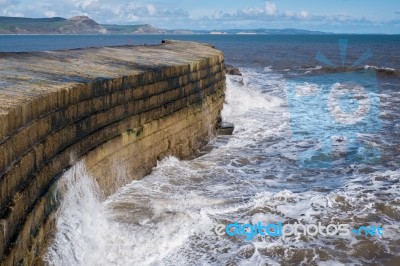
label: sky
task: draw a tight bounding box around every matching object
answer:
[0,0,399,33]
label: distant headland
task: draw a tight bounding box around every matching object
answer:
[0,15,329,35]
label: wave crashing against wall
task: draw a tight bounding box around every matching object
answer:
[0,40,226,265]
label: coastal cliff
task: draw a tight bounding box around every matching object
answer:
[0,40,226,265]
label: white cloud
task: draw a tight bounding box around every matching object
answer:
[241,7,264,16]
[264,1,277,16]
[0,0,22,17]
[3,9,23,17]
[298,10,309,19]
[44,10,57,17]
[125,14,140,22]
[72,0,97,9]
[146,4,156,16]
[284,10,295,17]
[211,10,224,19]
[283,9,311,19]
[108,2,187,24]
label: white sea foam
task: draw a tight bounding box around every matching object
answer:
[46,67,400,265]
[364,65,396,72]
[45,162,111,265]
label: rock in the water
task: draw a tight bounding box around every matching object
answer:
[218,122,234,135]
[226,64,242,76]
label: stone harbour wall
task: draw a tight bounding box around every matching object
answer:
[0,40,226,265]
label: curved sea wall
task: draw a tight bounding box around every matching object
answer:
[0,40,226,265]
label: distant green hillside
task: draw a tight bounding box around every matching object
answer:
[0,16,107,34]
[0,17,68,33]
[0,16,167,34]
[102,24,148,33]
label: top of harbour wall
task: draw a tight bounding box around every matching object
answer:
[0,40,224,141]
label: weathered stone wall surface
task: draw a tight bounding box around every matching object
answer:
[0,40,226,265]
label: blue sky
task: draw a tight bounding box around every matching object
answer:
[0,0,399,33]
